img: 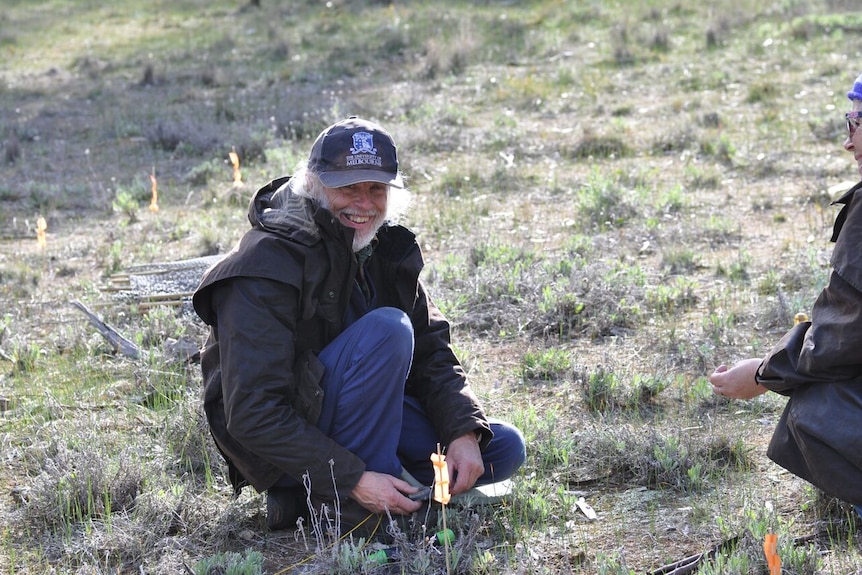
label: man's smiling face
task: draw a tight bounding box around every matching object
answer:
[320,180,388,251]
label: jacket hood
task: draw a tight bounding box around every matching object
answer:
[248,176,322,246]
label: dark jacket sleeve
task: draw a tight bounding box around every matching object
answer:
[757,271,862,394]
[212,277,365,498]
[406,281,492,448]
[757,184,862,394]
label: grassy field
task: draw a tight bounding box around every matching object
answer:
[3,0,862,573]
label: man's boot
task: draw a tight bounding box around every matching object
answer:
[266,486,307,530]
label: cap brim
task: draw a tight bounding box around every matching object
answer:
[318,170,404,189]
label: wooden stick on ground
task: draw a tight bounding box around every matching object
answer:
[71,300,141,359]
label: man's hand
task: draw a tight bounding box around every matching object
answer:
[709,358,769,400]
[445,431,485,495]
[350,471,423,515]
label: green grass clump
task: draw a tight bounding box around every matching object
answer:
[22,430,143,529]
[193,550,264,575]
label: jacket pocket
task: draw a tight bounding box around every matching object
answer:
[291,349,325,424]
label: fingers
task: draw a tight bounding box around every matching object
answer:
[389,494,422,515]
[709,364,729,396]
[391,476,417,494]
[356,490,420,515]
[448,460,483,495]
[708,364,727,384]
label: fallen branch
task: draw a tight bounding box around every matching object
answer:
[647,537,738,575]
[71,300,141,359]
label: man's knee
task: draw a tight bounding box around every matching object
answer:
[485,422,527,481]
[362,307,414,355]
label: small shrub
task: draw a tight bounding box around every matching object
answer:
[537,291,586,339]
[580,366,620,412]
[655,184,687,214]
[661,249,701,275]
[23,433,143,529]
[700,511,823,575]
[646,277,699,314]
[702,310,736,346]
[700,134,735,164]
[193,550,264,575]
[185,159,221,187]
[651,128,696,155]
[139,306,187,348]
[745,82,780,103]
[521,348,572,382]
[10,341,43,375]
[135,359,190,411]
[595,552,636,574]
[575,171,636,230]
[421,32,474,79]
[572,135,630,159]
[112,187,141,224]
[757,269,782,296]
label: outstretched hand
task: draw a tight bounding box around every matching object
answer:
[708,357,769,400]
[350,471,423,515]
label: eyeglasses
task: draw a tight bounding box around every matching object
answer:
[846,111,862,135]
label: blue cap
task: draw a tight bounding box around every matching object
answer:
[848,73,862,100]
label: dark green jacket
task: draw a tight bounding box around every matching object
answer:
[193,177,490,499]
[757,181,862,504]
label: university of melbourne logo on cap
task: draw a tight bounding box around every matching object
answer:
[347,132,383,168]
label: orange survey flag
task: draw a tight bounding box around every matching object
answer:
[149,169,159,213]
[229,149,242,186]
[430,451,451,504]
[763,533,780,575]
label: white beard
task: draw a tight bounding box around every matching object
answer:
[352,227,378,252]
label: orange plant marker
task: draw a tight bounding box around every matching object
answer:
[229,149,242,186]
[36,216,47,250]
[430,445,452,575]
[430,449,450,504]
[149,168,159,213]
[763,533,780,575]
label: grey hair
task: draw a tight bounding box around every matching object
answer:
[291,163,413,223]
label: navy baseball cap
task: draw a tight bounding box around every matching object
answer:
[307,116,404,189]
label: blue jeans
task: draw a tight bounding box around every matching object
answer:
[398,396,526,487]
[276,307,526,488]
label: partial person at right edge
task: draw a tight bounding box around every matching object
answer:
[708,73,862,515]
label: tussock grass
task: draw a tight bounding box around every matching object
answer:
[22,429,143,529]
